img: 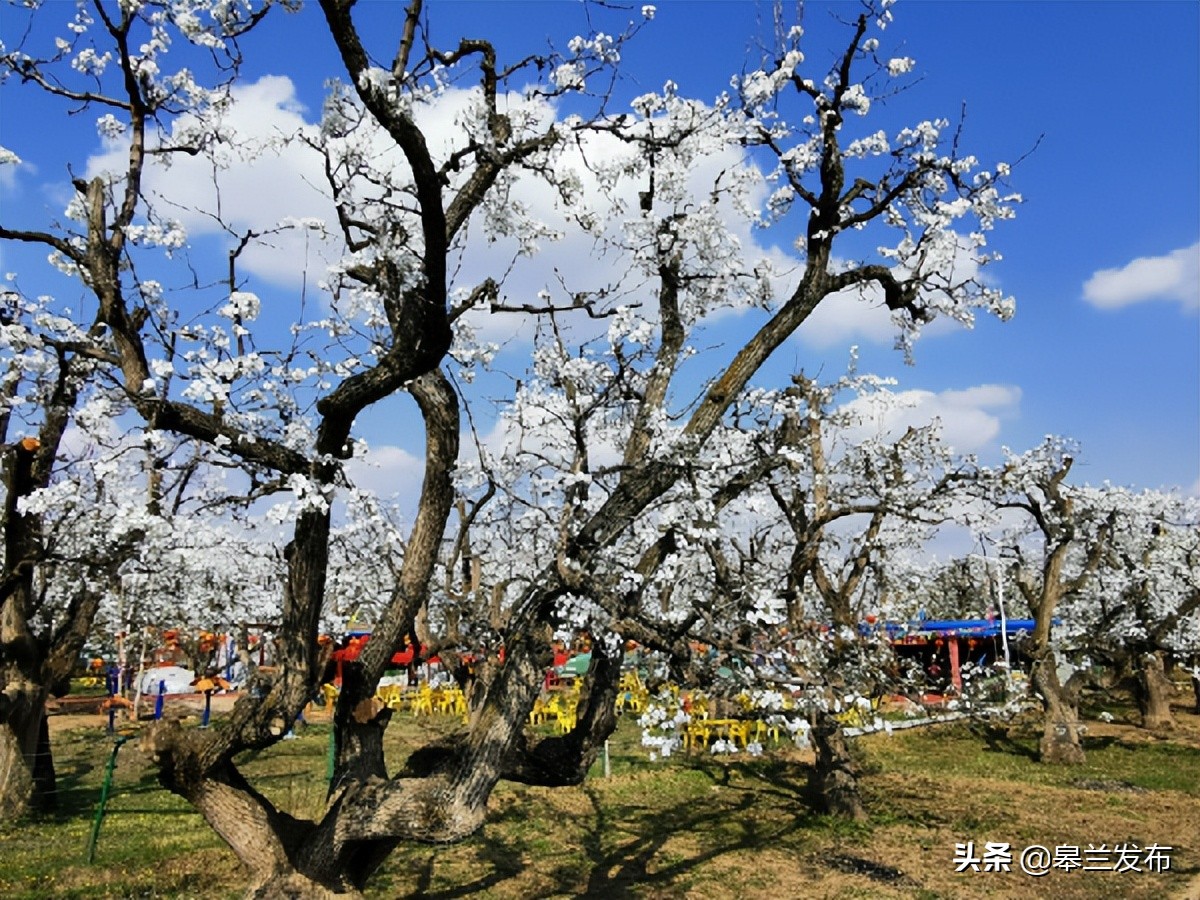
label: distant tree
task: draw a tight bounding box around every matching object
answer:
[0,290,140,818]
[634,369,972,818]
[1066,490,1200,729]
[971,438,1116,764]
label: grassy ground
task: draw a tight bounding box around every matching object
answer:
[2,697,1198,899]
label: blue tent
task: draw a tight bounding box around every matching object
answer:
[881,618,1039,639]
[915,618,1037,638]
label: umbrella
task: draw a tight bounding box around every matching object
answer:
[193,674,232,728]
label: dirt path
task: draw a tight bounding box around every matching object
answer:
[46,690,253,737]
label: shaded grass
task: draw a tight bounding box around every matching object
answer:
[2,702,1198,899]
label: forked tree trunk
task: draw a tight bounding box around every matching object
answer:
[144,600,622,899]
[807,711,866,820]
[1136,651,1175,730]
[1032,651,1085,765]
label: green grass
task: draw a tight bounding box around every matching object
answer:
[868,720,1200,794]
[2,703,1198,899]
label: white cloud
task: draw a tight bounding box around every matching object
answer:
[343,444,424,518]
[0,148,37,197]
[0,160,21,192]
[1082,242,1200,312]
[73,76,859,356]
[476,402,624,471]
[86,75,338,287]
[78,73,1010,368]
[796,284,898,347]
[796,235,990,349]
[839,383,1021,453]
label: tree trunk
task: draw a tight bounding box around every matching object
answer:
[807,711,866,820]
[1032,651,1085,765]
[2,435,60,819]
[1,507,55,822]
[141,615,607,897]
[0,681,52,819]
[245,874,358,900]
[1137,651,1175,730]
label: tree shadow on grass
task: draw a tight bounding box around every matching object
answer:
[34,733,152,822]
[387,804,540,900]
[404,832,530,900]
[383,756,837,899]
[969,722,1039,761]
[574,760,831,898]
[38,760,101,820]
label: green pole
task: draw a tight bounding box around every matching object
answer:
[327,722,336,783]
[86,735,131,864]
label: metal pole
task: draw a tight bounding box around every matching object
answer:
[327,722,336,783]
[995,562,1012,693]
[86,736,131,864]
[972,551,1013,695]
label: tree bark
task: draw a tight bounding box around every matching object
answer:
[1136,651,1175,730]
[1032,651,1085,765]
[0,682,52,819]
[246,874,357,900]
[807,711,866,820]
[1,439,54,819]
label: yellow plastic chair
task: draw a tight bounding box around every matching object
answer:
[726,720,752,749]
[437,688,459,715]
[835,696,880,729]
[411,684,434,716]
[753,719,782,744]
[619,671,644,693]
[555,705,578,734]
[321,682,340,710]
[529,697,549,725]
[391,685,410,710]
[685,720,713,752]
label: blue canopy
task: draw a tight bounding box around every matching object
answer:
[884,618,1038,639]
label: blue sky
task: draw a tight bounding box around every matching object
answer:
[2,0,1197,499]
